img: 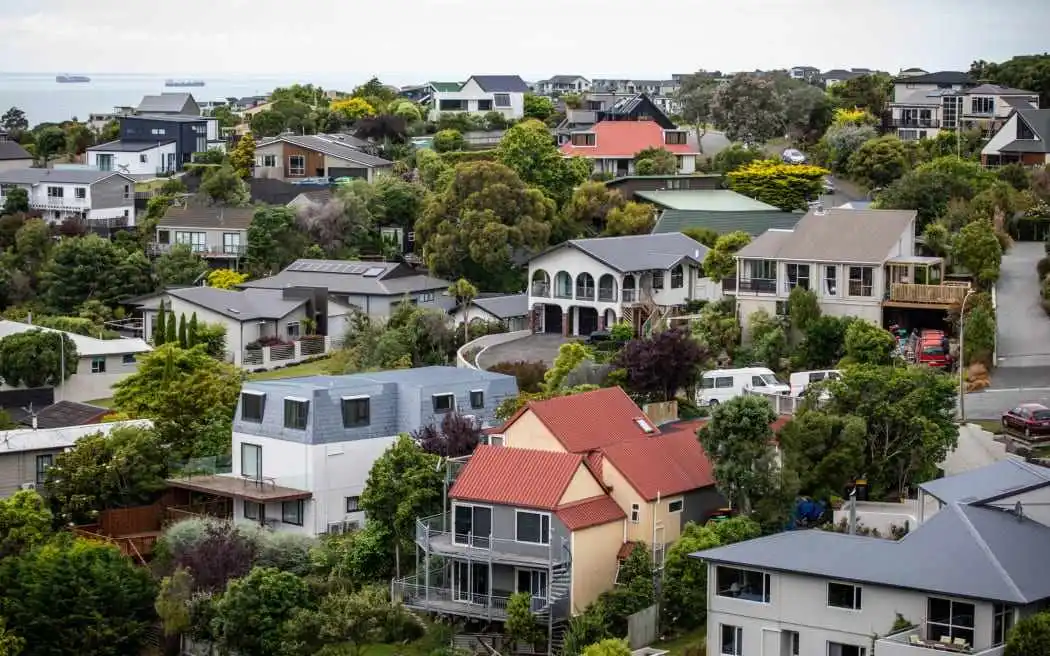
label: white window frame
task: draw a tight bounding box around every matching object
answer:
[432,393,455,413]
[715,565,771,604]
[469,389,484,410]
[827,581,863,610]
[283,396,310,430]
[630,503,640,523]
[289,155,306,176]
[514,567,549,603]
[824,265,838,296]
[419,291,435,303]
[719,624,743,656]
[786,263,810,292]
[286,321,301,339]
[261,154,277,167]
[341,394,371,428]
[345,496,361,513]
[848,266,874,297]
[667,498,684,513]
[514,509,551,545]
[74,187,87,199]
[493,93,511,108]
[240,442,262,479]
[47,186,63,198]
[826,642,866,656]
[281,499,304,526]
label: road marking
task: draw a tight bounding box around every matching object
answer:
[975,387,1050,394]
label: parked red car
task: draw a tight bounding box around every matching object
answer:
[1002,403,1050,438]
[916,330,952,369]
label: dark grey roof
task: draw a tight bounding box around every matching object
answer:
[88,139,177,152]
[920,459,1050,504]
[537,233,708,273]
[736,208,916,264]
[967,83,1037,96]
[549,75,588,84]
[167,287,307,321]
[1000,109,1050,154]
[158,206,255,230]
[258,134,392,168]
[1002,96,1038,110]
[696,502,1050,604]
[137,93,197,114]
[469,75,530,93]
[0,141,31,161]
[240,259,450,296]
[0,168,133,185]
[896,71,973,85]
[125,113,207,124]
[288,189,333,206]
[823,69,855,78]
[22,401,109,429]
[471,293,528,319]
[652,209,803,236]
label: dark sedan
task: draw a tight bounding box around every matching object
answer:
[1002,403,1050,438]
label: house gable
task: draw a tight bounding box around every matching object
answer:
[559,464,607,504]
[501,407,568,452]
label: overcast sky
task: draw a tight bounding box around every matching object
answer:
[1,0,1047,82]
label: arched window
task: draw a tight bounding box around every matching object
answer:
[575,273,595,300]
[554,271,573,298]
[598,274,617,302]
[531,269,550,297]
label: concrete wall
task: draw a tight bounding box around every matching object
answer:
[457,330,531,369]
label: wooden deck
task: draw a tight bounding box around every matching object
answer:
[884,283,970,307]
[166,474,311,502]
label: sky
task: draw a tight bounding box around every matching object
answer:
[1,0,1048,84]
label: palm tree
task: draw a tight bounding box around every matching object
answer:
[449,278,478,343]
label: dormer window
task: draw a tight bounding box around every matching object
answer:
[241,391,265,423]
[341,395,370,428]
[665,130,687,145]
[1018,119,1035,140]
[283,397,310,430]
[571,133,596,147]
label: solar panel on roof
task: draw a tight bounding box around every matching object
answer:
[363,267,384,277]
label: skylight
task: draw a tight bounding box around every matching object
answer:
[634,417,654,433]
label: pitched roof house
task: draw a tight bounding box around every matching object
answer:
[136,92,200,116]
[254,134,393,183]
[0,140,33,172]
[559,120,700,177]
[450,293,529,332]
[429,75,530,121]
[639,189,798,236]
[152,206,254,265]
[981,108,1050,166]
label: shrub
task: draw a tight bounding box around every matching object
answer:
[439,149,498,164]
[488,360,548,393]
[1037,257,1050,281]
[432,129,466,153]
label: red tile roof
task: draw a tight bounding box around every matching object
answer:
[516,387,657,453]
[617,540,644,560]
[556,495,626,531]
[559,121,697,158]
[449,445,585,510]
[600,431,716,501]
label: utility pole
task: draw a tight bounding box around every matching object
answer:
[958,289,975,422]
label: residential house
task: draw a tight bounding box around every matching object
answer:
[591,79,680,98]
[981,108,1050,166]
[0,320,151,403]
[0,420,152,497]
[135,92,201,116]
[603,173,722,201]
[240,259,453,323]
[959,84,1040,135]
[534,75,591,95]
[400,82,462,105]
[790,66,821,83]
[87,113,220,174]
[166,367,518,535]
[0,168,136,231]
[555,92,678,145]
[6,400,111,430]
[638,189,799,238]
[527,232,714,336]
[559,121,701,177]
[898,67,929,78]
[916,458,1050,525]
[821,69,861,88]
[0,140,32,171]
[733,208,970,340]
[451,293,529,332]
[150,205,252,268]
[132,286,340,368]
[429,75,530,121]
[886,71,974,140]
[254,134,393,183]
[286,188,333,211]
[696,460,1050,656]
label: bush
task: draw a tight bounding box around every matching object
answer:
[1037,257,1050,281]
[432,129,466,153]
[488,360,548,393]
[439,149,498,164]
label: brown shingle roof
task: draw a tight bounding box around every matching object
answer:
[599,429,715,501]
[513,387,657,453]
[736,208,916,264]
[158,206,255,230]
[556,495,626,530]
[449,445,585,510]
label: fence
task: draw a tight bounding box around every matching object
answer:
[240,335,334,371]
[627,605,659,649]
[743,388,803,415]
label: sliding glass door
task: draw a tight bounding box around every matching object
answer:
[453,504,491,548]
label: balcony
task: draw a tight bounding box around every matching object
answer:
[890,118,942,129]
[149,243,247,258]
[415,513,568,567]
[884,282,970,307]
[392,578,514,621]
[622,289,637,303]
[876,627,1003,656]
[553,286,573,300]
[241,335,334,371]
[531,281,550,298]
[598,286,616,302]
[738,278,777,294]
[575,285,595,301]
[30,198,90,211]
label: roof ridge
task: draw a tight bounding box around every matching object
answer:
[556,493,613,510]
[950,503,1026,601]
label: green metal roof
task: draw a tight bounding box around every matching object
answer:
[652,209,803,236]
[635,189,780,212]
[606,174,723,183]
[430,81,464,92]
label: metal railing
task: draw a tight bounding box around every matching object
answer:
[622,289,637,303]
[744,388,802,416]
[889,118,941,128]
[149,243,247,257]
[392,580,513,620]
[240,336,333,371]
[878,624,1000,655]
[738,278,777,293]
[575,285,595,300]
[415,513,568,563]
[531,281,550,297]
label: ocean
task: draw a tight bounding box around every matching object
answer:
[0,72,375,125]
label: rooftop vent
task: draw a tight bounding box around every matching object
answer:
[226,307,241,314]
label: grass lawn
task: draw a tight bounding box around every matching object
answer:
[969,419,1003,435]
[247,357,333,381]
[86,397,115,408]
[652,627,706,656]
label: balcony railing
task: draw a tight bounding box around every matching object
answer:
[392,580,513,621]
[738,278,777,293]
[575,285,595,301]
[885,282,970,306]
[241,336,333,371]
[531,281,550,298]
[890,118,941,128]
[553,286,573,299]
[149,243,247,257]
[598,287,616,302]
[30,199,90,210]
[415,513,567,564]
[876,626,1003,656]
[622,289,637,303]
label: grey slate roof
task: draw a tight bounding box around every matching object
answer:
[137,93,197,113]
[549,75,588,84]
[967,83,1036,96]
[1001,109,1050,154]
[167,287,307,321]
[469,75,530,93]
[126,113,206,124]
[0,168,133,185]
[735,208,916,264]
[240,259,450,297]
[696,501,1050,604]
[234,366,519,445]
[158,206,255,230]
[471,293,528,319]
[541,233,709,273]
[259,134,392,168]
[920,458,1050,504]
[88,139,177,152]
[0,141,32,161]
[896,71,973,85]
[288,189,333,206]
[652,209,803,237]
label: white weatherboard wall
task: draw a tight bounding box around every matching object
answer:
[706,566,999,656]
[0,354,140,403]
[230,432,398,535]
[982,114,1021,156]
[90,142,177,175]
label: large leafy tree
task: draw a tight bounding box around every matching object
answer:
[827,73,894,115]
[560,182,626,239]
[416,160,556,290]
[824,365,957,498]
[614,328,708,402]
[0,491,52,559]
[821,123,878,174]
[199,163,250,206]
[0,537,157,656]
[795,315,856,369]
[40,234,125,312]
[847,135,910,189]
[779,412,866,500]
[211,567,311,656]
[841,320,896,366]
[602,202,654,236]
[247,205,308,277]
[711,74,787,144]
[952,219,1003,289]
[703,230,751,283]
[111,344,242,459]
[1,187,28,215]
[727,160,828,211]
[296,187,374,259]
[1005,611,1050,656]
[523,94,555,121]
[282,585,425,656]
[971,54,1050,107]
[634,147,678,175]
[228,132,256,179]
[497,119,590,206]
[44,425,170,524]
[876,156,995,229]
[783,83,835,146]
[0,106,28,133]
[675,72,718,152]
[0,329,77,388]
[0,619,23,656]
[372,175,427,231]
[413,411,482,458]
[155,242,209,288]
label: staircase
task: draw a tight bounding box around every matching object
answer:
[536,562,571,655]
[641,304,670,338]
[549,622,567,655]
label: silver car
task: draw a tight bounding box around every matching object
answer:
[781,148,806,164]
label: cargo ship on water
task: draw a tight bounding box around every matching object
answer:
[165,79,205,87]
[56,74,91,83]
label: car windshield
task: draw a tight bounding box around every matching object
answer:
[922,346,944,356]
[1033,410,1050,421]
[760,374,783,386]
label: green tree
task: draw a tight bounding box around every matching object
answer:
[703,231,751,282]
[558,181,626,240]
[211,567,310,656]
[432,129,465,153]
[544,342,594,393]
[727,160,828,211]
[497,119,590,206]
[675,73,718,152]
[876,156,995,229]
[523,93,555,121]
[188,312,199,347]
[506,592,544,647]
[154,302,167,345]
[229,132,256,179]
[779,412,866,500]
[177,313,188,348]
[154,242,209,287]
[827,72,894,115]
[682,226,719,248]
[448,278,478,342]
[787,286,821,333]
[250,110,288,137]
[841,320,896,365]
[44,426,170,524]
[390,100,423,123]
[0,330,77,388]
[711,144,764,174]
[247,205,307,277]
[603,202,654,236]
[63,122,94,156]
[282,585,424,656]
[922,221,951,257]
[0,187,28,215]
[199,163,250,206]
[953,219,1003,289]
[41,234,125,312]
[847,136,910,189]
[796,315,855,369]
[114,249,156,300]
[582,639,632,656]
[372,175,427,231]
[824,365,958,498]
[1005,611,1050,656]
[0,107,28,133]
[0,618,23,656]
[0,537,156,655]
[111,344,242,459]
[784,82,835,146]
[330,97,376,121]
[0,491,52,559]
[416,160,556,290]
[633,147,678,175]
[971,54,1050,107]
[711,74,787,144]
[820,124,878,173]
[33,126,66,164]
[962,292,996,367]
[165,312,177,344]
[360,435,443,576]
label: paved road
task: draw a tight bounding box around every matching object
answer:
[994,241,1050,372]
[475,334,570,370]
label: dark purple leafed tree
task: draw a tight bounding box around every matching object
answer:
[413,412,483,458]
[614,327,709,402]
[173,523,258,593]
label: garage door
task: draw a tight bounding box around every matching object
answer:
[329,167,368,180]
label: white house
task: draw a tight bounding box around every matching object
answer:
[696,460,1050,656]
[533,75,591,95]
[0,168,136,228]
[166,367,518,536]
[981,108,1050,167]
[733,208,970,340]
[429,75,530,122]
[0,320,151,403]
[86,140,178,176]
[527,232,715,337]
[886,71,973,140]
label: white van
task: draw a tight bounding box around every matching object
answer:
[789,370,842,398]
[698,367,790,406]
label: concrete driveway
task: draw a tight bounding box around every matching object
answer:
[475,334,571,370]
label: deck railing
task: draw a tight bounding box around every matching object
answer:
[887,282,970,305]
[415,513,567,563]
[240,335,332,371]
[391,580,513,620]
